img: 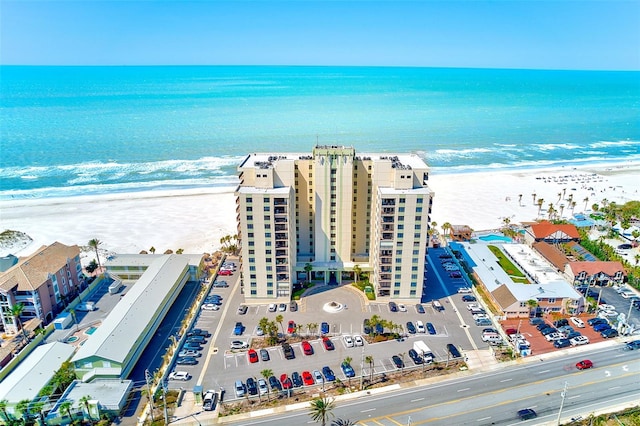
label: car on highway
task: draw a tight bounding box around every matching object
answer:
[570,317,585,328]
[234,380,245,397]
[301,340,314,355]
[426,322,436,335]
[406,321,416,334]
[601,328,619,338]
[322,366,336,381]
[268,375,282,391]
[282,343,296,359]
[624,340,640,350]
[178,349,201,358]
[322,337,335,351]
[392,355,404,369]
[343,335,354,347]
[302,371,314,386]
[570,336,589,346]
[408,349,423,364]
[237,305,248,315]
[280,374,293,390]
[576,359,593,370]
[313,370,324,384]
[176,357,198,365]
[260,348,270,361]
[287,320,296,334]
[517,409,537,421]
[291,372,303,387]
[321,322,330,334]
[246,378,257,396]
[230,340,249,350]
[248,349,258,363]
[341,362,355,378]
[168,371,191,381]
[258,378,268,395]
[416,303,425,314]
[461,295,476,302]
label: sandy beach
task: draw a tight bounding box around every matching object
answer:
[1,162,639,260]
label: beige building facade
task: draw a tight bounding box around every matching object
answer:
[236,145,434,303]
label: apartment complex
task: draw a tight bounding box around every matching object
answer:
[0,242,84,333]
[235,145,434,303]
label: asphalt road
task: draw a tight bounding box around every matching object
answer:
[221,344,640,425]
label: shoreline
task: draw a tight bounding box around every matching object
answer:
[1,162,639,259]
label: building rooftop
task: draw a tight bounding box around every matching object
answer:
[72,255,189,366]
[49,379,133,416]
[0,342,75,403]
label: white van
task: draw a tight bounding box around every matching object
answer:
[75,302,96,312]
[482,334,503,344]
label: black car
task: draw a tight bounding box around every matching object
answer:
[601,329,619,338]
[554,319,569,327]
[624,340,640,350]
[291,371,303,387]
[176,356,198,365]
[461,295,476,302]
[415,303,426,314]
[517,409,537,421]
[529,317,545,326]
[363,319,372,334]
[408,349,423,365]
[183,342,203,351]
[541,327,558,336]
[406,321,416,334]
[268,375,281,391]
[389,301,398,312]
[282,343,295,360]
[188,328,211,338]
[536,322,551,331]
[246,377,258,395]
[588,317,608,326]
[392,355,404,369]
[553,339,571,348]
[446,343,461,358]
[186,335,206,344]
[426,322,436,335]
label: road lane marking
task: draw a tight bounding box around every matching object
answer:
[568,395,581,399]
[609,386,621,390]
[457,387,470,392]
[536,370,550,374]
[411,398,425,402]
[500,378,512,382]
[477,417,491,422]
[361,408,376,413]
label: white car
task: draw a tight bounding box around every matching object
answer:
[230,340,249,350]
[343,335,354,348]
[255,326,264,336]
[168,371,191,381]
[457,287,472,293]
[201,303,219,311]
[258,378,268,395]
[178,349,201,358]
[570,317,585,328]
[398,304,407,312]
[415,320,425,333]
[599,310,618,318]
[621,291,635,299]
[268,303,277,312]
[570,335,590,346]
[467,303,481,311]
[472,313,490,320]
[313,369,324,384]
[597,304,616,311]
[545,332,565,341]
[354,335,364,346]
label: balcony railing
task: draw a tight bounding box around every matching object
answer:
[274,207,287,215]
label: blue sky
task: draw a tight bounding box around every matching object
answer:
[1,1,639,70]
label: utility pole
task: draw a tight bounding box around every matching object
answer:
[162,381,169,425]
[359,346,365,389]
[145,369,155,422]
[556,381,568,425]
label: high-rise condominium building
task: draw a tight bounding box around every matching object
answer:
[235,145,434,303]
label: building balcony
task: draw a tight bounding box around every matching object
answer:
[275,233,288,240]
[277,274,289,281]
[382,199,396,206]
[274,207,287,215]
[382,208,395,214]
[276,250,288,257]
[274,200,287,206]
[381,225,394,232]
[276,242,289,248]
[276,259,288,265]
[275,224,287,231]
[380,259,392,265]
[382,217,395,223]
[275,217,288,223]
[276,266,289,273]
[382,233,394,240]
[380,266,392,273]
[378,281,391,289]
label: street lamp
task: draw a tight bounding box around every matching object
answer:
[556,381,568,425]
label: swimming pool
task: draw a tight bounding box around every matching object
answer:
[84,326,98,335]
[67,336,78,342]
[478,234,513,243]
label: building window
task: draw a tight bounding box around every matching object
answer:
[395,274,401,279]
[265,233,271,238]
[246,197,252,203]
[249,257,255,263]
[264,206,270,212]
[250,290,257,295]
[250,274,256,279]
[399,198,405,203]
[417,198,423,203]
[398,207,405,212]
[248,241,255,246]
[267,290,273,296]
[415,224,421,230]
[246,215,253,221]
[396,250,402,255]
[416,207,422,212]
[248,249,255,254]
[249,266,256,271]
[393,290,400,296]
[248,232,254,238]
[397,233,403,238]
[248,224,254,229]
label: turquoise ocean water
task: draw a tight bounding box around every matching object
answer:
[1,66,639,200]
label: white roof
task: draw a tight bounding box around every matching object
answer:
[0,342,75,403]
[72,254,189,365]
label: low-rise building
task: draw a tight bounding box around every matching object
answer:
[566,261,626,287]
[523,221,580,246]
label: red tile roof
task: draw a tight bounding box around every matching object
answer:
[530,221,580,239]
[569,261,625,277]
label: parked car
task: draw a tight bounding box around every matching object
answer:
[416,320,426,333]
[258,378,268,395]
[176,357,198,365]
[230,340,249,350]
[312,370,324,384]
[536,322,551,331]
[246,378,258,396]
[576,359,593,370]
[203,389,218,410]
[553,339,571,348]
[290,301,298,312]
[260,348,270,361]
[570,317,585,328]
[233,380,245,397]
[291,371,303,387]
[406,321,416,334]
[341,362,356,378]
[322,337,335,351]
[588,317,608,326]
[601,329,619,338]
[282,343,296,360]
[322,366,336,381]
[234,322,244,335]
[389,301,398,312]
[268,303,277,312]
[363,319,372,334]
[447,343,462,358]
[212,280,228,287]
[268,375,282,391]
[321,322,330,334]
[248,349,259,363]
[398,304,407,312]
[517,409,537,421]
[178,349,201,358]
[593,323,612,332]
[278,303,287,312]
[280,374,293,389]
[301,340,314,355]
[218,269,232,276]
[188,328,211,338]
[287,320,296,334]
[302,371,314,386]
[457,287,471,293]
[462,295,476,302]
[432,300,444,311]
[183,342,203,351]
[392,355,405,369]
[529,317,545,326]
[237,305,248,315]
[408,349,424,364]
[416,303,426,314]
[475,318,492,326]
[554,318,569,327]
[168,371,191,381]
[186,335,206,344]
[570,336,590,346]
[343,335,354,348]
[426,322,436,335]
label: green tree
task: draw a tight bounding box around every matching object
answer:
[343,357,353,386]
[304,263,313,283]
[30,400,45,426]
[78,395,93,424]
[260,369,273,401]
[331,419,357,426]
[59,400,74,422]
[526,299,539,318]
[51,361,77,394]
[365,355,374,383]
[149,246,156,254]
[275,314,285,335]
[10,303,29,342]
[69,308,78,331]
[308,396,335,426]
[352,264,361,286]
[16,399,31,423]
[536,198,545,218]
[0,399,10,423]
[88,238,102,273]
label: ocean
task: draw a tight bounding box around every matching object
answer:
[1,66,639,200]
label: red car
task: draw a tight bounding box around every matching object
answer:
[322,337,335,351]
[280,374,292,389]
[248,349,258,364]
[287,320,296,334]
[576,359,593,370]
[218,269,232,276]
[302,370,314,386]
[301,340,314,355]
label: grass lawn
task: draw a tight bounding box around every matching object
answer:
[487,245,529,283]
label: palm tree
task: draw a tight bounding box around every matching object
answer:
[570,201,577,216]
[78,395,93,424]
[531,192,537,205]
[331,419,357,426]
[441,222,452,240]
[16,399,31,424]
[308,396,335,426]
[261,369,273,401]
[557,192,562,204]
[583,196,589,211]
[547,202,555,220]
[518,194,523,206]
[558,203,565,219]
[88,238,102,273]
[526,299,538,318]
[536,198,544,218]
[69,308,78,331]
[59,400,74,422]
[365,355,374,383]
[343,356,353,386]
[309,322,318,337]
[352,264,361,286]
[0,400,10,423]
[30,400,45,426]
[304,263,313,283]
[275,314,285,335]
[11,303,28,342]
[369,315,383,336]
[149,246,156,254]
